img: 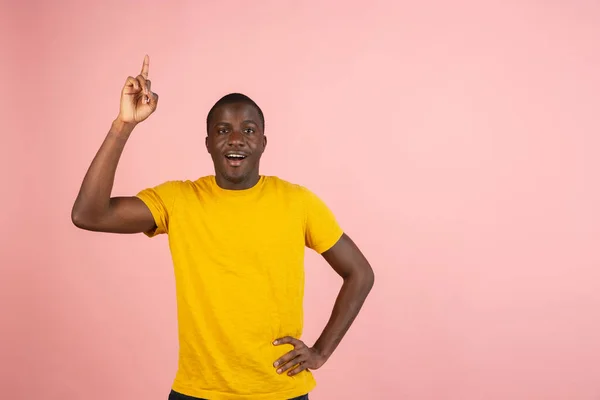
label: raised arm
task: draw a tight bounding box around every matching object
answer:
[71,55,159,234]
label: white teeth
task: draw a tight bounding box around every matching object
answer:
[226,154,246,159]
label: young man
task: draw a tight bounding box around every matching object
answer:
[72,55,374,400]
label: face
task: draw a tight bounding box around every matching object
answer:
[205,102,267,189]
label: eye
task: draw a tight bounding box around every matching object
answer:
[243,128,255,134]
[217,128,228,134]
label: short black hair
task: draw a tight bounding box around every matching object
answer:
[206,93,265,133]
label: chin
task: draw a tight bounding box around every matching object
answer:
[221,168,249,183]
[224,174,246,184]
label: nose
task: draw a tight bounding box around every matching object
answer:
[227,129,245,146]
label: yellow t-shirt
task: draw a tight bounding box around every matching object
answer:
[136,175,343,400]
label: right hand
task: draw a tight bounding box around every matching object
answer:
[117,55,159,124]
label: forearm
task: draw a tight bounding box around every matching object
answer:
[71,119,136,224]
[312,269,374,360]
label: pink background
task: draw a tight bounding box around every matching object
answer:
[2,1,600,399]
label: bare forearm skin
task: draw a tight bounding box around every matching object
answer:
[71,119,135,229]
[313,262,375,360]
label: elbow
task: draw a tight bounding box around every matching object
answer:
[364,266,375,291]
[71,205,98,230]
[361,264,375,293]
[359,268,375,300]
[346,264,375,292]
[71,207,87,229]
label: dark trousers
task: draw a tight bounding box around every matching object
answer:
[169,389,309,400]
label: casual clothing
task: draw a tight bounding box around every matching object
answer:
[136,175,343,400]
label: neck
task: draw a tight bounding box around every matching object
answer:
[215,171,261,190]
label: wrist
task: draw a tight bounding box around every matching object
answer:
[111,118,137,137]
[310,345,329,363]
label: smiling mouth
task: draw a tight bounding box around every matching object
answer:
[224,153,248,167]
[225,154,247,160]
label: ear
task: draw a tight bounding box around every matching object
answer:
[262,135,267,150]
[205,136,210,153]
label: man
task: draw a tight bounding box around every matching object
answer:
[71,55,374,400]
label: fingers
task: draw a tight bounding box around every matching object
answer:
[273,337,309,375]
[123,75,157,107]
[136,75,148,94]
[123,56,151,100]
[140,54,149,79]
[274,348,309,376]
[123,75,149,93]
[133,75,153,104]
[124,76,141,93]
[288,362,308,377]
[273,336,302,347]
[140,78,151,103]
[274,348,300,368]
[147,90,159,107]
[276,356,303,375]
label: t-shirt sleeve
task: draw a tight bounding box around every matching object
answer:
[135,180,181,237]
[302,186,344,254]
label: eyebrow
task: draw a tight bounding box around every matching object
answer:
[214,120,258,126]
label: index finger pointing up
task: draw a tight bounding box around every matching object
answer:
[141,54,150,78]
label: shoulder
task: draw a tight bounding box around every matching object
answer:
[263,175,310,194]
[169,175,215,191]
[262,176,329,209]
[189,175,215,190]
[262,176,317,205]
[177,176,219,200]
[140,176,213,196]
